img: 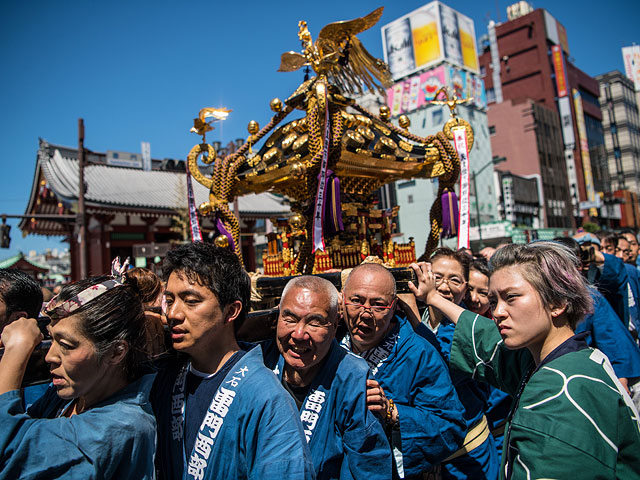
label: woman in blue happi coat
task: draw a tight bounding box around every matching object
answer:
[0,273,157,479]
[420,248,500,480]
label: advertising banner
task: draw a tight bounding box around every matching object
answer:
[622,45,640,91]
[557,96,575,147]
[573,89,598,216]
[381,1,478,80]
[551,45,568,97]
[385,64,485,116]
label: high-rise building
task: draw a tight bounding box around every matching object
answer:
[596,71,640,194]
[595,70,640,227]
[374,1,501,251]
[479,5,610,228]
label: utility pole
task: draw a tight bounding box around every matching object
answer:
[472,173,483,247]
[78,119,87,278]
[472,156,507,249]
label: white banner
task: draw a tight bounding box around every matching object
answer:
[453,126,470,249]
[312,86,331,252]
[558,96,575,148]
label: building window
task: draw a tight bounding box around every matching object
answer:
[398,180,416,189]
[480,66,486,77]
[407,195,414,204]
[432,109,443,125]
[487,88,496,104]
[489,125,496,135]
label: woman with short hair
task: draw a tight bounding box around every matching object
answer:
[411,242,640,478]
[0,274,156,479]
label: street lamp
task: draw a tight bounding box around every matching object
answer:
[472,156,506,247]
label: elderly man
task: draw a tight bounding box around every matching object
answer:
[151,243,314,479]
[261,275,392,480]
[340,263,466,479]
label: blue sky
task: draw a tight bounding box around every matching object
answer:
[1,0,638,259]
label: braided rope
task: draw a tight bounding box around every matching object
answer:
[207,106,295,263]
[294,94,322,274]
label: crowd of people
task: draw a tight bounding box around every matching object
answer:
[1,229,640,479]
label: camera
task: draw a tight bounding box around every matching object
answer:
[580,245,595,265]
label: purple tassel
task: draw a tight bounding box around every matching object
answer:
[318,169,344,236]
[215,217,236,251]
[441,188,459,239]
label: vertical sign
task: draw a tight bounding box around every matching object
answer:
[551,46,568,97]
[622,45,640,91]
[141,142,151,171]
[453,127,471,249]
[572,89,598,216]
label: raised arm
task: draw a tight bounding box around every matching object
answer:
[0,317,43,395]
[408,262,466,324]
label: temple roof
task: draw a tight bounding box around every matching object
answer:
[20,139,290,235]
[0,252,49,273]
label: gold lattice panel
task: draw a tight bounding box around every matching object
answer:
[340,176,383,196]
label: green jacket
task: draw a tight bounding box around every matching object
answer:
[450,310,640,479]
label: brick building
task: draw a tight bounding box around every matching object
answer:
[479,6,610,228]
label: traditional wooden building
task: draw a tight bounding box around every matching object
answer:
[20,139,290,279]
[0,252,49,281]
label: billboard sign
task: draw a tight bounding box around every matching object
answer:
[381,1,479,81]
[551,45,568,97]
[572,89,598,215]
[385,64,486,116]
[106,150,142,169]
[556,22,570,56]
[622,45,640,91]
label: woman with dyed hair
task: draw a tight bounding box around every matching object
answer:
[411,242,640,478]
[0,274,156,478]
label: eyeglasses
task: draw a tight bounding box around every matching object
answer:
[433,274,466,288]
[344,298,396,315]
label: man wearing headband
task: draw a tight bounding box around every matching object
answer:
[340,263,466,479]
[151,242,313,480]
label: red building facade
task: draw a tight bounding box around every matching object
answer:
[479,8,609,227]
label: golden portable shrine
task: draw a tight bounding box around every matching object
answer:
[186,7,472,282]
[0,8,479,387]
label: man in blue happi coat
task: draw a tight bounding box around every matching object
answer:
[574,232,631,327]
[0,269,48,407]
[340,263,467,479]
[261,275,392,480]
[151,242,314,480]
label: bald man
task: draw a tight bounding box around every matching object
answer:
[340,263,466,479]
[261,275,392,480]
